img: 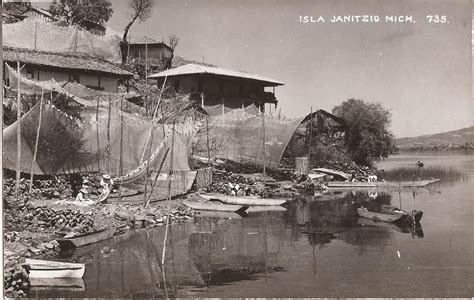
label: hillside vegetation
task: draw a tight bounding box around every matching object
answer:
[395,126,474,151]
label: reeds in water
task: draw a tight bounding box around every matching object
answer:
[380,166,464,182]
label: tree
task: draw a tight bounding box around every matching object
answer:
[167,34,179,68]
[49,0,113,28]
[3,2,31,16]
[122,0,154,43]
[332,99,395,166]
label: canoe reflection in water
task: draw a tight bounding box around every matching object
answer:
[357,218,424,238]
[190,212,287,286]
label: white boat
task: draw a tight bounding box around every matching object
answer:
[23,258,85,278]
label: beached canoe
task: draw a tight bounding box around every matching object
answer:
[182,200,248,212]
[23,259,85,279]
[246,206,288,213]
[327,179,440,188]
[312,168,350,180]
[193,210,246,219]
[198,193,287,206]
[57,227,116,249]
[29,278,85,292]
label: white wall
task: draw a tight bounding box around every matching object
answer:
[4,63,120,93]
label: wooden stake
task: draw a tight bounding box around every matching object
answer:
[29,91,44,193]
[145,148,170,207]
[106,95,112,174]
[143,122,155,204]
[162,122,176,265]
[262,103,266,185]
[309,106,313,161]
[96,96,100,171]
[145,36,148,117]
[206,116,211,168]
[16,62,21,200]
[118,96,124,203]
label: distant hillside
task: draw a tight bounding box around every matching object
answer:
[395,126,474,151]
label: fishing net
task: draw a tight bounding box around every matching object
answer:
[195,105,304,168]
[3,70,201,189]
[3,19,122,63]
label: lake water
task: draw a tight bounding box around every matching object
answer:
[31,152,473,298]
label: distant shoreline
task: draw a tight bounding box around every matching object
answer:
[394,147,474,153]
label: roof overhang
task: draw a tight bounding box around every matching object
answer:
[149,63,284,87]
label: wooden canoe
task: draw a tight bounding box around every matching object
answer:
[193,210,246,219]
[182,200,248,212]
[246,206,288,213]
[312,168,350,180]
[29,278,85,292]
[327,179,440,188]
[57,227,116,249]
[198,193,287,206]
[356,207,410,223]
[23,259,85,278]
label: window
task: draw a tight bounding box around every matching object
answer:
[26,65,34,79]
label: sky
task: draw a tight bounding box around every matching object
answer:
[103,0,473,138]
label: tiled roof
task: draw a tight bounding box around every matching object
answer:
[128,36,169,46]
[149,63,284,86]
[3,46,132,77]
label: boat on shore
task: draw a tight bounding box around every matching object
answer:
[182,200,248,213]
[57,227,116,250]
[193,210,247,219]
[29,278,85,292]
[198,193,287,206]
[328,179,440,188]
[246,206,287,213]
[357,205,423,224]
[22,259,85,278]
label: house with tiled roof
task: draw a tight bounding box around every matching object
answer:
[123,36,173,63]
[149,63,283,112]
[3,47,133,93]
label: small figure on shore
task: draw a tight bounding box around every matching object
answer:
[97,174,114,203]
[417,161,424,168]
[350,172,356,182]
[75,187,89,202]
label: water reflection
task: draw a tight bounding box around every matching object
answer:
[33,189,428,298]
[285,190,424,249]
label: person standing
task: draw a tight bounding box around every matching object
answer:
[97,174,114,203]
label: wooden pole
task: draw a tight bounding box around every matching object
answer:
[96,96,100,172]
[309,106,313,163]
[139,75,167,164]
[143,123,155,204]
[145,36,148,117]
[106,95,112,174]
[29,91,44,193]
[145,148,170,207]
[206,117,211,168]
[162,122,176,265]
[262,103,266,185]
[15,62,21,200]
[118,96,124,202]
